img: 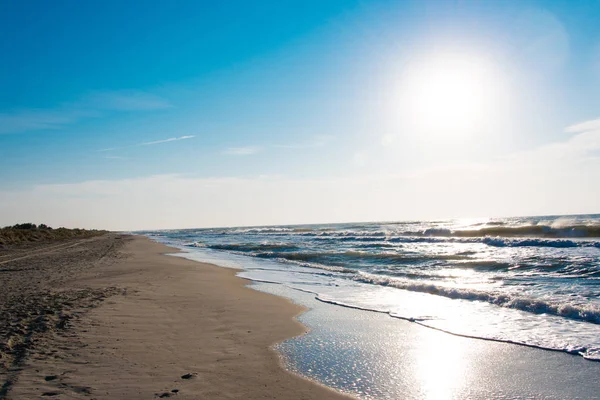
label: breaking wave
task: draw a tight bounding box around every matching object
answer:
[451,224,600,238]
[207,243,301,252]
[354,272,600,325]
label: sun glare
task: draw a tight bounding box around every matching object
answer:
[399,52,503,139]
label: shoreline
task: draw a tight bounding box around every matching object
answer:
[256,280,600,399]
[5,233,600,399]
[6,235,352,399]
[164,235,600,399]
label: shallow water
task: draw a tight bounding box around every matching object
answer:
[256,282,600,400]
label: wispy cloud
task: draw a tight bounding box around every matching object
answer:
[87,90,173,111]
[222,146,262,155]
[0,109,98,134]
[141,135,195,146]
[273,135,333,149]
[565,118,600,133]
[103,155,127,160]
[97,135,195,153]
[220,136,332,156]
[0,90,172,135]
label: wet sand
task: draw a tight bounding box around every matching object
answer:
[264,282,600,399]
[2,235,350,399]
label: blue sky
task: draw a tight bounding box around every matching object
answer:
[1,0,600,229]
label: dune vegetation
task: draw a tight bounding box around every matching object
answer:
[0,223,106,247]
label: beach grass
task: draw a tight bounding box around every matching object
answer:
[0,223,106,247]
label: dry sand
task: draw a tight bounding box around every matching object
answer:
[1,234,351,399]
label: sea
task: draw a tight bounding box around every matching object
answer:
[140,213,600,386]
[140,214,600,397]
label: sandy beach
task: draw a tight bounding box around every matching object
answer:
[4,231,600,400]
[1,234,350,399]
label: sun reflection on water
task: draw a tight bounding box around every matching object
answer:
[413,325,471,400]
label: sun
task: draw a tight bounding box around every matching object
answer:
[399,52,502,139]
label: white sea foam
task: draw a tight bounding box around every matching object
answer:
[353,272,600,324]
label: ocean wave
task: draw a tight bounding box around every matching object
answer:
[252,250,467,266]
[353,243,397,249]
[315,231,600,247]
[267,258,354,274]
[388,235,600,248]
[387,236,459,244]
[324,236,385,242]
[205,223,600,240]
[452,260,514,270]
[481,237,600,248]
[582,348,600,361]
[436,224,600,238]
[422,228,453,236]
[229,227,296,234]
[209,243,300,252]
[353,272,600,325]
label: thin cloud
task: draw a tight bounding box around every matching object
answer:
[0,109,98,134]
[0,90,172,135]
[97,135,195,153]
[141,135,195,146]
[565,118,600,133]
[221,136,331,156]
[88,90,173,111]
[104,155,127,159]
[222,146,262,155]
[273,135,333,149]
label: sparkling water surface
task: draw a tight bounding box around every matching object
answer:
[141,214,600,360]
